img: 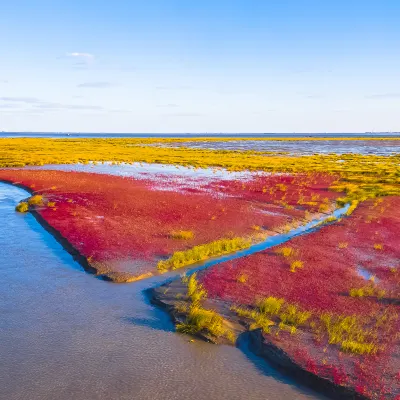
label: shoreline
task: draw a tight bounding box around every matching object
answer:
[149,281,370,400]
[2,133,400,140]
[0,180,126,281]
[1,177,347,284]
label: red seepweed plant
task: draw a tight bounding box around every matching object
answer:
[198,196,400,398]
[0,168,341,280]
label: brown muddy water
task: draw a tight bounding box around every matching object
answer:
[0,183,327,400]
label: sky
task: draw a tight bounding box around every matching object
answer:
[1,0,400,133]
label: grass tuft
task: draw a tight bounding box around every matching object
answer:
[276,246,295,258]
[15,201,29,213]
[27,194,44,206]
[290,260,304,272]
[176,273,236,343]
[340,340,378,355]
[236,273,248,283]
[170,230,195,240]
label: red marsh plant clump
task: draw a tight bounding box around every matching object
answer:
[199,196,400,399]
[0,169,341,281]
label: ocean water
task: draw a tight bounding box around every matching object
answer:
[1,131,400,138]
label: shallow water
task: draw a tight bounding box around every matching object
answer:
[27,162,256,194]
[166,204,350,279]
[0,182,326,400]
[162,139,400,156]
[357,266,379,282]
[2,132,399,156]
[30,161,253,181]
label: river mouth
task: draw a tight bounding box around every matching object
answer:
[0,182,327,400]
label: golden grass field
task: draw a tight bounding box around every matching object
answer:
[1,137,399,206]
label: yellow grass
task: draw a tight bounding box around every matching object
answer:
[276,246,295,258]
[0,137,399,209]
[290,260,304,272]
[233,297,310,334]
[27,194,44,206]
[15,201,29,213]
[176,274,235,342]
[236,273,248,283]
[340,340,378,355]
[157,237,251,271]
[170,230,195,240]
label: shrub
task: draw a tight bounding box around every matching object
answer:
[280,304,311,327]
[177,306,221,335]
[176,274,235,342]
[341,340,378,355]
[349,288,368,298]
[170,230,195,240]
[278,322,298,334]
[236,273,248,283]
[187,273,207,305]
[290,260,304,272]
[15,201,29,213]
[232,305,275,333]
[276,183,287,192]
[319,313,379,354]
[349,285,385,299]
[27,195,43,206]
[233,299,310,334]
[257,297,285,316]
[176,306,235,342]
[276,246,294,258]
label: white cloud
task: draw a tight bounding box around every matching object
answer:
[0,96,41,103]
[0,96,105,112]
[66,52,94,62]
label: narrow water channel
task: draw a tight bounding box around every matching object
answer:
[0,183,327,400]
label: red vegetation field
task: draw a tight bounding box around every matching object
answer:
[199,197,400,399]
[2,166,398,397]
[0,169,340,280]
[201,172,340,213]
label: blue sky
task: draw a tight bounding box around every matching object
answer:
[1,0,399,133]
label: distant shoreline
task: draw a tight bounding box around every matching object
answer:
[1,132,400,139]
